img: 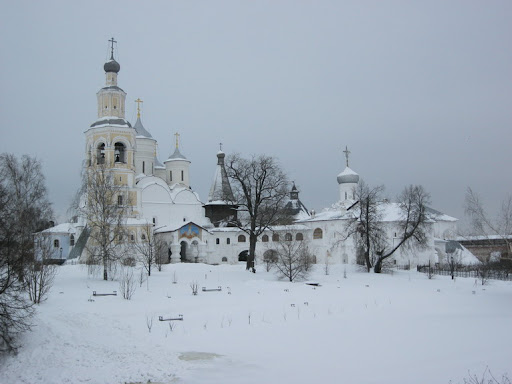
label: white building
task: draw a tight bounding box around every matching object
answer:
[38,42,460,269]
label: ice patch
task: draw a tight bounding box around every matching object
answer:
[178,352,223,361]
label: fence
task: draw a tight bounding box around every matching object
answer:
[416,265,512,281]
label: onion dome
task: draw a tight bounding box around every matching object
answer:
[104,55,120,73]
[337,167,360,184]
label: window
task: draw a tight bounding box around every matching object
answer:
[313,228,323,239]
[285,233,292,241]
[152,217,156,226]
[54,239,59,248]
[181,170,184,181]
[118,195,123,206]
[216,238,220,245]
[295,233,303,241]
[141,234,146,240]
[96,143,105,164]
[262,234,269,242]
[170,171,172,181]
[227,238,231,245]
[238,235,246,243]
[114,142,126,163]
[70,235,75,246]
[222,257,228,262]
[142,161,145,173]
[130,234,135,242]
[272,233,279,242]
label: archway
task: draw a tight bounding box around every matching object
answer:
[180,241,188,262]
[238,250,249,262]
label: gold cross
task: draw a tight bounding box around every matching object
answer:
[175,132,180,149]
[135,98,143,118]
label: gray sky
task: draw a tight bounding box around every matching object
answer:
[1,1,511,227]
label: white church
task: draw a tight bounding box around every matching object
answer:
[38,42,462,269]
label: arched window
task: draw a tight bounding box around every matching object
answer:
[296,233,304,241]
[141,234,146,240]
[216,238,220,245]
[222,257,228,262]
[262,234,269,242]
[54,239,59,248]
[227,238,231,244]
[117,195,123,206]
[272,233,279,242]
[238,234,246,243]
[313,228,323,239]
[142,161,145,174]
[285,233,292,241]
[96,143,105,164]
[114,142,126,163]
[70,234,75,246]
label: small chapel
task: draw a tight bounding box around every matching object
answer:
[37,40,462,269]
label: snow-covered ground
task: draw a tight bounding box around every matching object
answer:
[1,262,510,384]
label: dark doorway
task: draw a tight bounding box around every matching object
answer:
[180,241,188,262]
[238,250,249,262]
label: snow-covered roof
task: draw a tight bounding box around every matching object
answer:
[154,221,211,234]
[337,166,359,184]
[426,207,458,222]
[133,116,153,139]
[90,116,132,128]
[40,223,77,234]
[455,234,512,241]
[298,201,454,224]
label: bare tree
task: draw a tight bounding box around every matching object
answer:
[132,223,162,277]
[340,180,386,272]
[26,236,58,304]
[373,185,431,273]
[465,187,512,260]
[119,266,136,300]
[75,164,131,281]
[0,154,53,353]
[263,249,278,272]
[273,234,312,282]
[225,153,291,271]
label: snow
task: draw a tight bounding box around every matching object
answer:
[1,263,510,384]
[40,223,77,234]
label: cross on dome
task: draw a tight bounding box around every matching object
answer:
[135,98,143,119]
[343,146,351,167]
[108,37,117,59]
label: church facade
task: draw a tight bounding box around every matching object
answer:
[37,43,460,269]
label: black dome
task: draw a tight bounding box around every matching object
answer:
[104,58,120,73]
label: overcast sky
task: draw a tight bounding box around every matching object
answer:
[1,1,510,228]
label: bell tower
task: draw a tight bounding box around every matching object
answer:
[84,39,139,216]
